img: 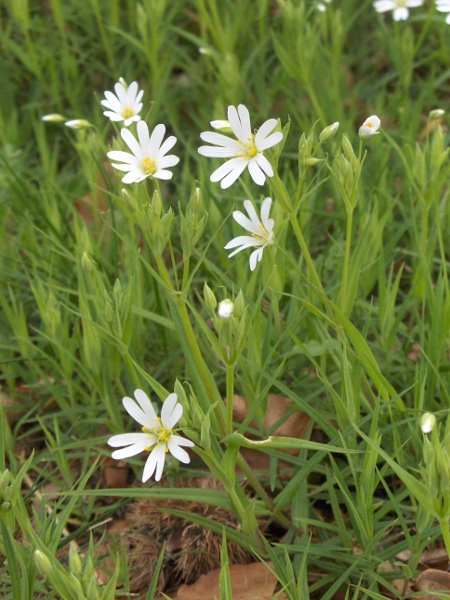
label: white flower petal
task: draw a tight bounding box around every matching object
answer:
[168,436,192,463]
[258,131,284,151]
[254,119,278,147]
[158,155,180,169]
[254,153,274,177]
[199,131,239,148]
[133,389,158,424]
[153,170,174,180]
[374,0,395,12]
[247,159,267,186]
[121,128,142,159]
[158,135,178,156]
[393,7,408,19]
[142,446,160,482]
[123,396,151,429]
[108,432,150,448]
[249,248,263,271]
[260,197,273,227]
[198,145,237,158]
[137,120,151,152]
[220,161,248,189]
[154,445,168,482]
[161,393,182,429]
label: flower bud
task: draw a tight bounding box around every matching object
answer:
[429,109,445,120]
[217,299,234,319]
[204,283,217,312]
[34,550,53,575]
[118,77,127,88]
[319,121,339,143]
[191,187,202,213]
[81,252,94,274]
[210,120,232,132]
[304,157,323,167]
[420,412,436,434]
[69,544,82,576]
[121,188,139,213]
[234,290,245,317]
[65,119,93,130]
[42,113,66,123]
[359,115,381,139]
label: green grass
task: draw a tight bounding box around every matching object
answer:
[1,0,450,598]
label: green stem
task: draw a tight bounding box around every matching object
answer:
[226,364,235,436]
[439,518,450,559]
[171,294,226,435]
[288,214,324,295]
[339,208,353,314]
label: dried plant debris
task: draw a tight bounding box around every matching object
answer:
[102,477,261,594]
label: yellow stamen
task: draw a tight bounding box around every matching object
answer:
[252,224,272,244]
[141,157,156,175]
[122,108,134,119]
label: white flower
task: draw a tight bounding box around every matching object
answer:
[107,121,179,184]
[420,412,436,434]
[198,104,283,189]
[436,0,450,24]
[225,197,274,271]
[217,299,234,319]
[108,390,194,483]
[359,115,381,138]
[101,80,144,126]
[373,0,423,21]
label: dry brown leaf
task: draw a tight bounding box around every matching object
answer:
[413,569,450,599]
[233,394,311,473]
[102,458,129,488]
[377,559,412,595]
[174,561,287,600]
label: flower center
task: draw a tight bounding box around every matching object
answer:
[143,420,172,451]
[122,108,134,119]
[141,157,156,175]
[252,224,273,245]
[395,0,406,5]
[236,136,258,160]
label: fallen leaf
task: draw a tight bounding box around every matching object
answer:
[174,561,287,600]
[413,568,450,599]
[233,394,311,474]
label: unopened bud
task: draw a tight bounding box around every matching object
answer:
[65,119,93,130]
[429,109,445,120]
[420,412,436,434]
[121,188,138,213]
[191,187,202,213]
[319,121,339,143]
[81,252,94,273]
[34,550,53,575]
[151,189,162,216]
[304,157,323,166]
[210,120,232,132]
[204,283,217,312]
[118,77,127,88]
[42,113,66,123]
[69,544,82,576]
[217,299,234,319]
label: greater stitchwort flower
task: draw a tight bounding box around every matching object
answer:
[225,197,274,271]
[359,115,381,138]
[107,121,179,184]
[436,0,450,24]
[373,0,423,21]
[101,80,144,126]
[108,390,194,482]
[198,105,283,189]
